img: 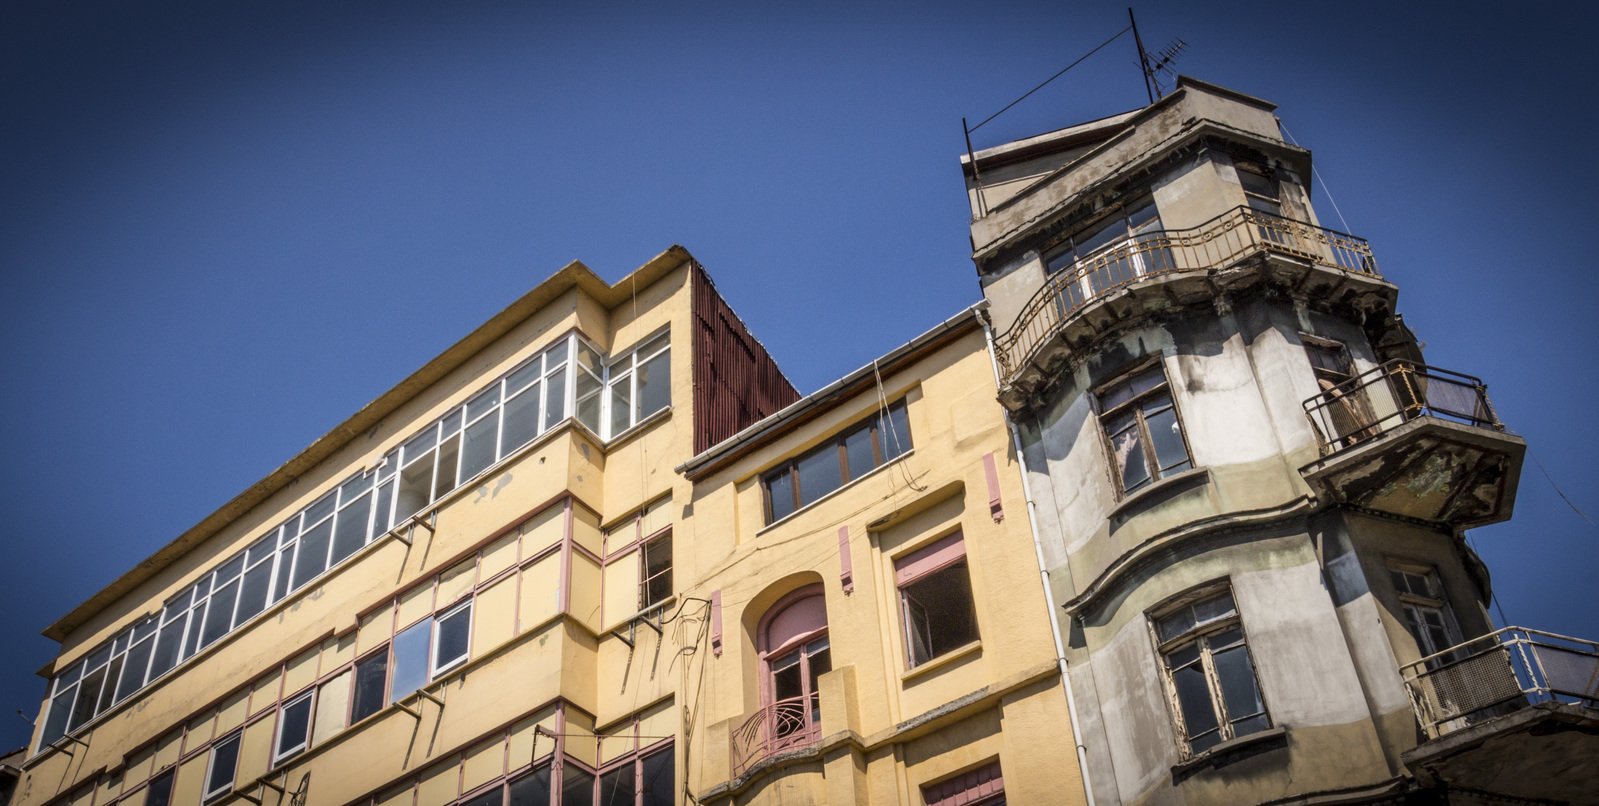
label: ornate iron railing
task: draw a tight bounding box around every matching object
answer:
[993,206,1378,383]
[1302,360,1502,454]
[730,695,820,777]
[1401,627,1599,739]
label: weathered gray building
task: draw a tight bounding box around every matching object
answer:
[963,77,1598,804]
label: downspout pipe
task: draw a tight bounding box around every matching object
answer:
[977,308,1097,806]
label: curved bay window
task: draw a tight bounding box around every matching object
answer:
[756,586,830,754]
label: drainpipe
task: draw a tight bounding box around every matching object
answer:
[977,309,1097,806]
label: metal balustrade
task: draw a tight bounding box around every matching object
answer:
[1400,627,1599,739]
[730,695,821,778]
[1302,360,1502,454]
[993,206,1378,383]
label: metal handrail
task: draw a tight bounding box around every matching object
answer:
[1399,626,1599,738]
[1301,360,1502,454]
[993,205,1378,383]
[730,694,821,777]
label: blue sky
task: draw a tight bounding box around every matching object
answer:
[2,1,1595,751]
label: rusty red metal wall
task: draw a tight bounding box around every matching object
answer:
[691,264,801,455]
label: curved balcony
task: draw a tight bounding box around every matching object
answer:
[993,206,1383,404]
[730,695,820,778]
[1299,361,1524,527]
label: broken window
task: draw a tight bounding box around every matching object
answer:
[1096,362,1191,495]
[1390,564,1463,662]
[896,534,980,668]
[762,400,911,523]
[1046,200,1173,310]
[1304,338,1378,445]
[1152,587,1269,756]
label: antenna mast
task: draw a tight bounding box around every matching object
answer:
[1129,8,1154,104]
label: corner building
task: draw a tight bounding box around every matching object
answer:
[16,248,1087,806]
[964,77,1597,804]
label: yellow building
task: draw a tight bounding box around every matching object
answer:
[14,247,1087,806]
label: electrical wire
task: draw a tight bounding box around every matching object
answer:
[970,25,1133,133]
[1279,122,1354,234]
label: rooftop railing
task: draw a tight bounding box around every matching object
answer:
[1401,627,1599,739]
[993,206,1378,383]
[1302,360,1503,455]
[730,695,820,778]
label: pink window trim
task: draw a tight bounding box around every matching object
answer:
[922,760,1004,806]
[982,452,1004,522]
[837,527,854,594]
[710,589,723,657]
[894,533,966,587]
[757,585,827,658]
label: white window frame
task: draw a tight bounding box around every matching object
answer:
[272,690,315,766]
[202,731,242,803]
[602,330,671,440]
[430,601,474,678]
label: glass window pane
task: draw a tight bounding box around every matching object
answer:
[330,492,372,566]
[148,618,184,680]
[272,544,297,601]
[575,341,603,373]
[390,619,432,703]
[41,691,72,746]
[352,652,388,723]
[575,369,602,433]
[434,606,471,674]
[901,562,978,664]
[767,470,795,522]
[374,479,394,537]
[466,386,501,421]
[560,766,593,806]
[1214,645,1264,723]
[200,580,239,649]
[796,446,844,508]
[1193,593,1236,625]
[636,348,671,419]
[609,372,633,436]
[95,656,123,713]
[543,339,568,368]
[600,765,636,806]
[507,763,552,806]
[206,734,240,797]
[1156,609,1196,644]
[503,382,540,453]
[440,409,463,437]
[459,789,502,806]
[543,366,568,430]
[844,427,876,481]
[1173,663,1218,744]
[1143,402,1190,474]
[215,553,246,583]
[507,360,541,394]
[291,519,333,591]
[1110,427,1149,493]
[276,695,313,759]
[116,637,154,702]
[402,427,438,464]
[641,748,673,806]
[144,768,175,806]
[461,415,500,481]
[880,402,912,459]
[434,434,461,499]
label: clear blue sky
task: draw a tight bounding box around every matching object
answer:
[2,0,1595,752]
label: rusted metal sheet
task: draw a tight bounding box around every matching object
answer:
[690,264,801,455]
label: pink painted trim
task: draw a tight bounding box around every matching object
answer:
[923,760,1004,806]
[895,533,966,586]
[837,527,854,594]
[757,587,826,658]
[983,452,1004,523]
[558,500,574,613]
[710,590,723,657]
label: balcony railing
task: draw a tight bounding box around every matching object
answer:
[730,695,821,778]
[1303,360,1502,454]
[993,206,1378,383]
[1401,627,1599,739]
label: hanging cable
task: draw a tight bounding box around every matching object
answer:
[1279,122,1354,233]
[1530,450,1595,527]
[969,25,1132,133]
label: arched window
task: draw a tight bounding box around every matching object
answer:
[757,586,830,747]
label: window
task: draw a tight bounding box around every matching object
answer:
[351,649,389,723]
[203,732,241,802]
[1152,587,1269,756]
[1390,564,1463,660]
[605,332,671,438]
[433,601,472,676]
[273,691,313,764]
[1096,362,1191,495]
[758,587,829,749]
[640,532,673,609]
[1045,200,1173,309]
[1239,167,1281,216]
[142,768,175,806]
[921,760,1004,806]
[762,400,911,523]
[597,746,673,806]
[1305,339,1378,446]
[895,534,979,668]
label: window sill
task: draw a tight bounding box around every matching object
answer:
[1108,466,1210,525]
[758,450,915,535]
[900,640,982,684]
[1170,725,1287,780]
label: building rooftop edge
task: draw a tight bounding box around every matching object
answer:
[676,302,986,482]
[43,245,696,648]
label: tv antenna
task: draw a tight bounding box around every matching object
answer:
[1128,8,1186,102]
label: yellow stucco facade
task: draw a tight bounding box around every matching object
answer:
[14,247,1086,806]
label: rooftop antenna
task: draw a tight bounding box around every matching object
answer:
[1128,8,1186,102]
